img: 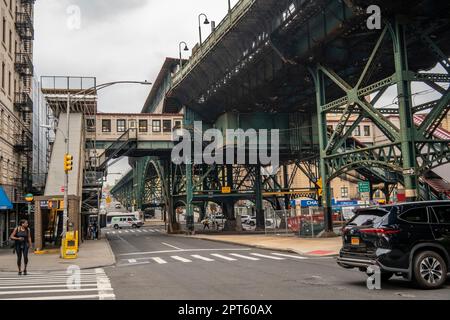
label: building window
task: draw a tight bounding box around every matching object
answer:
[8,72,11,96]
[1,62,4,89]
[327,125,333,132]
[9,30,12,53]
[163,120,172,133]
[117,119,126,132]
[174,120,182,129]
[152,120,161,132]
[86,118,96,132]
[354,126,361,136]
[102,119,111,133]
[139,120,148,133]
[2,18,6,43]
[341,187,349,198]
[364,125,371,136]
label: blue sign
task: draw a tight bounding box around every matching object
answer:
[300,199,319,207]
[335,200,358,206]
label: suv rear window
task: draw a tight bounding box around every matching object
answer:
[432,206,450,224]
[347,208,393,227]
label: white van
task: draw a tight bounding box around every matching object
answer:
[110,216,143,229]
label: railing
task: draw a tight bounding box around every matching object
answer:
[14,92,33,113]
[15,11,34,40]
[96,129,138,170]
[171,0,255,89]
[15,52,34,76]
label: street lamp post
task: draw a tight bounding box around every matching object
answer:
[178,41,189,69]
[198,13,210,46]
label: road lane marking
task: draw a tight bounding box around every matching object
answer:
[96,268,115,300]
[0,284,98,290]
[271,253,307,259]
[118,231,122,234]
[119,248,251,257]
[124,230,129,233]
[229,253,260,261]
[191,255,215,262]
[151,257,167,264]
[251,253,285,260]
[148,229,155,233]
[128,259,137,263]
[161,242,183,250]
[171,256,192,263]
[0,288,112,296]
[2,294,116,301]
[142,229,148,232]
[136,230,142,233]
[211,254,237,261]
[111,231,116,235]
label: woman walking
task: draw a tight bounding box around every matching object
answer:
[10,220,32,275]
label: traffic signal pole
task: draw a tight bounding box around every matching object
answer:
[62,93,70,242]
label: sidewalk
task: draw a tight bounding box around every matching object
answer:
[0,238,116,272]
[179,234,342,257]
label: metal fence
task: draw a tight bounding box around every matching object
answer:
[263,208,293,236]
[263,206,348,238]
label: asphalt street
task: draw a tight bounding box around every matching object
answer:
[104,226,450,300]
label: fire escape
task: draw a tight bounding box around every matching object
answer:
[14,0,35,194]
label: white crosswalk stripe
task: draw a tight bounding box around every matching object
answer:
[191,255,215,262]
[142,229,149,232]
[171,256,192,263]
[229,253,260,261]
[118,231,122,234]
[136,230,142,233]
[151,257,167,264]
[271,253,307,259]
[250,253,285,260]
[211,254,237,261]
[0,268,115,300]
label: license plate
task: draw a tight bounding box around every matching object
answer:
[351,237,360,246]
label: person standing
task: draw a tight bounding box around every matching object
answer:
[10,220,32,276]
[92,222,98,240]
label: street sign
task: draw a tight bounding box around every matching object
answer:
[358,181,370,193]
[61,186,65,193]
[221,186,231,194]
[24,194,34,202]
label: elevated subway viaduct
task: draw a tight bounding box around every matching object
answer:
[111,0,450,234]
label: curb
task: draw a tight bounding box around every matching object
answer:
[171,234,339,258]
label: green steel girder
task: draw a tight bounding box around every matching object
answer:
[314,18,450,216]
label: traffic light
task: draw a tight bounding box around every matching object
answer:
[64,154,73,172]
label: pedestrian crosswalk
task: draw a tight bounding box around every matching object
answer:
[120,251,308,267]
[106,228,165,236]
[0,268,115,300]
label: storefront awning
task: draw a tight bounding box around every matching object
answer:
[0,187,13,210]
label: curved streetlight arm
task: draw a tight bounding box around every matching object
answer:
[69,80,152,104]
[198,13,210,46]
[179,41,189,69]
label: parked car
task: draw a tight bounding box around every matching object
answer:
[111,216,143,229]
[240,215,251,224]
[337,201,450,289]
[247,216,273,227]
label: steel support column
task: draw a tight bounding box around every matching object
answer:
[313,68,334,233]
[392,18,418,201]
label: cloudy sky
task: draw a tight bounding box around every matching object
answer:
[35,0,239,184]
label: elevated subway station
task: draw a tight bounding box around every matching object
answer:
[111,0,450,234]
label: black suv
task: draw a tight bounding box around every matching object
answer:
[337,201,450,289]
